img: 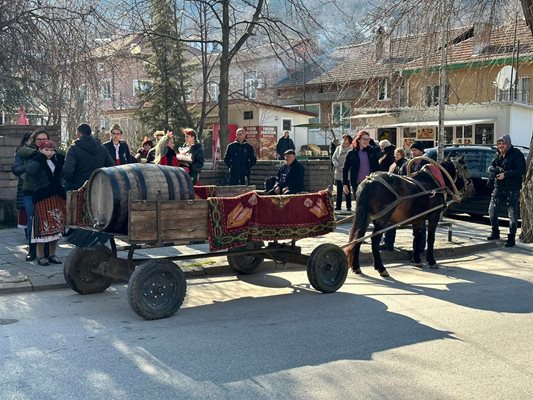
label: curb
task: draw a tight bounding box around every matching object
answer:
[0,240,504,295]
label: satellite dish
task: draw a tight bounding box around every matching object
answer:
[495,65,517,91]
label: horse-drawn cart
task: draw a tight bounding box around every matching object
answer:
[63,164,348,320]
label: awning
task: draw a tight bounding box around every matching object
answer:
[293,123,343,128]
[381,118,495,128]
[350,112,397,119]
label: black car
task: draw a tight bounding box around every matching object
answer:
[425,144,529,217]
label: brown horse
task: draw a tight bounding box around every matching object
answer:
[345,157,473,277]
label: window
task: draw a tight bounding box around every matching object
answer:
[100,78,112,100]
[288,104,320,124]
[243,111,253,120]
[244,71,257,99]
[282,119,292,131]
[378,78,390,100]
[475,124,494,144]
[209,81,219,101]
[133,79,153,97]
[425,84,449,106]
[498,76,531,103]
[332,101,351,129]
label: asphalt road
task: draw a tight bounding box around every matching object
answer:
[1,248,532,400]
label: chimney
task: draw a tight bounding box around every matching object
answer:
[375,26,391,62]
[472,22,492,55]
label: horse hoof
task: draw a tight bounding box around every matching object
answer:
[429,263,439,269]
[353,267,362,275]
[379,270,390,278]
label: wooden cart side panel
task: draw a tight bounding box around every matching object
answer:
[128,200,209,243]
[215,185,255,197]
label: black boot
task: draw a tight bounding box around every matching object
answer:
[504,234,516,248]
[486,228,500,241]
[26,243,36,262]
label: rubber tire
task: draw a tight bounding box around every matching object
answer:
[127,260,187,320]
[63,246,114,294]
[227,241,265,274]
[307,243,348,293]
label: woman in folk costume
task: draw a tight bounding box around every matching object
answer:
[25,140,66,266]
[154,132,179,166]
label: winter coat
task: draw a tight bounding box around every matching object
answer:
[25,152,66,203]
[102,140,136,165]
[17,144,65,194]
[276,137,295,160]
[342,147,379,188]
[224,140,257,179]
[332,144,351,182]
[378,145,396,172]
[188,142,204,177]
[12,153,26,209]
[490,145,527,191]
[390,157,407,175]
[63,135,115,191]
[275,159,305,194]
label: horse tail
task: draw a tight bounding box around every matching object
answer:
[345,181,371,263]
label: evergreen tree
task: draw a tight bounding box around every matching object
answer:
[136,0,193,136]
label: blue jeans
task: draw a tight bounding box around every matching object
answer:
[23,195,34,241]
[489,189,519,235]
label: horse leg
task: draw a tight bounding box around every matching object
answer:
[411,222,425,267]
[426,215,439,268]
[370,229,389,277]
[346,224,368,275]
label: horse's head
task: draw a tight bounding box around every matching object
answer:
[443,156,475,201]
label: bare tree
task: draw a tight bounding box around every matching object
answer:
[0,0,103,132]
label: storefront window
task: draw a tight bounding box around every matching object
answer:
[475,124,494,144]
[455,125,473,144]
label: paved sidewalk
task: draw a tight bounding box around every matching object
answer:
[0,212,528,294]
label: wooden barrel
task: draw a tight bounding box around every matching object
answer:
[87,164,194,234]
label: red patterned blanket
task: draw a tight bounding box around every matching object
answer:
[207,190,335,251]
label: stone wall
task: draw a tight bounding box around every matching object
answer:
[0,125,60,226]
[201,159,334,192]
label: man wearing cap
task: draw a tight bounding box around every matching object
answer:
[269,149,305,194]
[487,134,526,247]
[63,123,115,191]
[224,128,257,185]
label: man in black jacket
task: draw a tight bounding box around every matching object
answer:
[276,130,295,160]
[487,134,527,247]
[102,123,136,165]
[269,149,305,194]
[224,128,257,185]
[63,124,115,190]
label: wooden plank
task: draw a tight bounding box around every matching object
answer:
[128,199,209,242]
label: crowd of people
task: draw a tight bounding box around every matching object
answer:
[13,124,205,264]
[12,125,526,266]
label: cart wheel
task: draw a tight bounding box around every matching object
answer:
[127,260,186,320]
[227,241,265,274]
[63,246,114,294]
[307,244,348,293]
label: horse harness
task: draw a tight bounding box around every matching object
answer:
[364,159,460,221]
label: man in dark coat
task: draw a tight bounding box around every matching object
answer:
[276,130,295,160]
[486,134,527,247]
[63,123,115,191]
[102,123,136,165]
[269,149,305,194]
[224,128,257,185]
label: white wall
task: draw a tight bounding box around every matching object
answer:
[509,105,533,146]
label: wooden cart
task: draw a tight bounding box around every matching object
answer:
[63,165,348,320]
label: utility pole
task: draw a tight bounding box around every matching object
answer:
[437,0,449,162]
